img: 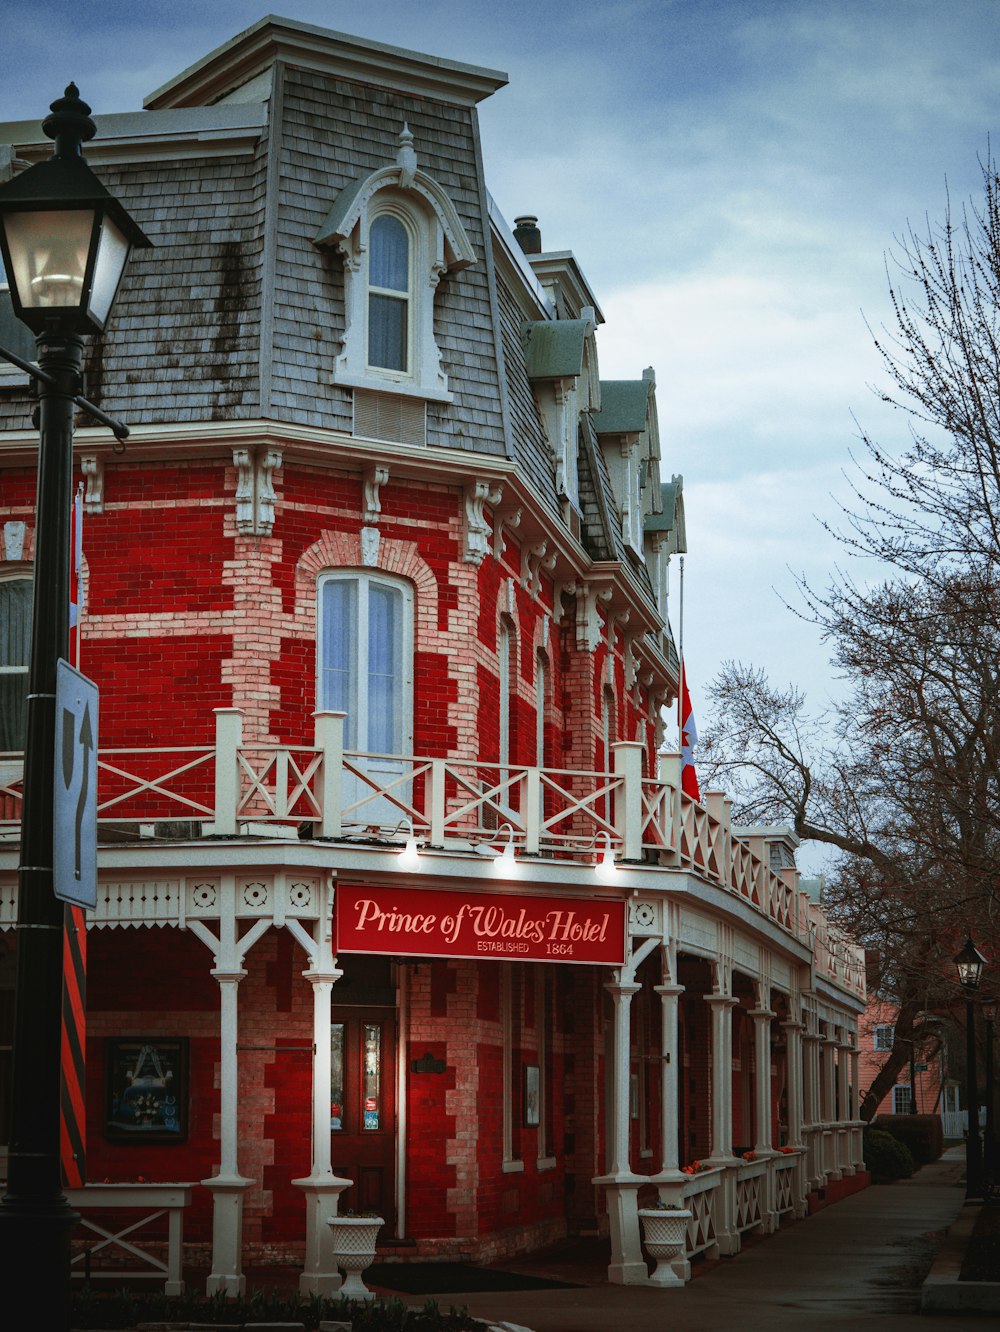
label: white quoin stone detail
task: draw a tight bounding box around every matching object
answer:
[2,520,25,560]
[81,455,104,514]
[233,447,282,536]
[463,479,502,564]
[360,526,380,566]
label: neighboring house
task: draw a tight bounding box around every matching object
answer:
[0,17,867,1295]
[858,997,947,1118]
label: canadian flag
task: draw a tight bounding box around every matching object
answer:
[679,660,700,802]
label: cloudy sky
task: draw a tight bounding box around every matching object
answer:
[2,1,998,782]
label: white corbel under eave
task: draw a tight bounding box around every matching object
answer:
[233,446,282,537]
[81,455,104,515]
[464,479,503,564]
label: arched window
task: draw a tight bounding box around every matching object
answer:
[535,650,547,770]
[0,576,31,751]
[368,213,411,373]
[314,131,477,405]
[498,618,512,775]
[318,572,412,756]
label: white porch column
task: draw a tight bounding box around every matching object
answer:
[821,1029,841,1181]
[293,961,353,1296]
[849,1043,865,1170]
[837,1034,854,1176]
[653,984,685,1176]
[593,979,646,1285]
[706,994,739,1255]
[706,995,737,1163]
[751,1007,775,1155]
[782,1017,808,1217]
[751,1005,778,1233]
[802,1024,823,1191]
[204,966,253,1297]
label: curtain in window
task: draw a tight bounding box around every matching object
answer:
[319,576,407,756]
[498,621,510,771]
[0,579,31,751]
[368,215,409,372]
[320,579,358,747]
[368,582,401,753]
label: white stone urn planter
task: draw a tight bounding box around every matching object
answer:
[638,1207,691,1287]
[327,1214,384,1300]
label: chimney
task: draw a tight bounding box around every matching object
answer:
[513,215,542,255]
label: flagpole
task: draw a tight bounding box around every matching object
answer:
[678,555,685,743]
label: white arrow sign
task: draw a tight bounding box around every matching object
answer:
[54,658,99,909]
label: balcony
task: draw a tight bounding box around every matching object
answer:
[0,708,865,998]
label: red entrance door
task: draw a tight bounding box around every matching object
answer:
[330,1006,396,1228]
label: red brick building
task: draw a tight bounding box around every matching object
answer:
[0,17,867,1295]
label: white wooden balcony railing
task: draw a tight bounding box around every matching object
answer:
[0,708,865,997]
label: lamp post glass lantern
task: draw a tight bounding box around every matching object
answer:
[0,82,149,1330]
[954,938,989,1200]
[0,84,146,336]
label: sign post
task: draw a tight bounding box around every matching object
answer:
[53,659,98,910]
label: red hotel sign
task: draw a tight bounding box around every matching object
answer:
[336,884,626,966]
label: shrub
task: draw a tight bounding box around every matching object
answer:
[872,1113,944,1165]
[863,1126,915,1181]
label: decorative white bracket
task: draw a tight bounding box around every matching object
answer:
[552,580,576,625]
[81,455,104,515]
[363,464,389,524]
[463,479,502,565]
[522,540,556,598]
[493,505,522,560]
[233,447,282,537]
[576,583,612,652]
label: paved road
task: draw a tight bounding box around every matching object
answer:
[458,1152,981,1331]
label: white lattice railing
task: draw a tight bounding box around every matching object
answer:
[0,710,866,997]
[735,1159,767,1233]
[676,1168,722,1259]
[773,1154,798,1217]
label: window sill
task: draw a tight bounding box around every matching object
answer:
[0,365,31,391]
[333,366,453,405]
[536,1156,557,1172]
[501,1158,525,1174]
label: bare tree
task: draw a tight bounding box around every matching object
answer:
[702,159,1000,1115]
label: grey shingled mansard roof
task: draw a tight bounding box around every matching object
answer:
[0,26,515,471]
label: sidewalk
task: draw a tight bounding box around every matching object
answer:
[456,1151,979,1331]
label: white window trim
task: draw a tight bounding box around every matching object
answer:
[873,1023,895,1052]
[502,966,524,1172]
[314,128,477,405]
[316,570,414,756]
[0,570,31,778]
[366,205,415,379]
[0,271,33,387]
[892,1084,912,1115]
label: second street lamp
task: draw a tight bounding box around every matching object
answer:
[0,83,149,1330]
[953,937,988,1200]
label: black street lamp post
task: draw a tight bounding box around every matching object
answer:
[0,85,149,1328]
[953,938,988,1201]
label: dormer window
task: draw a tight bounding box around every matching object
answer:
[314,125,477,404]
[368,212,411,373]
